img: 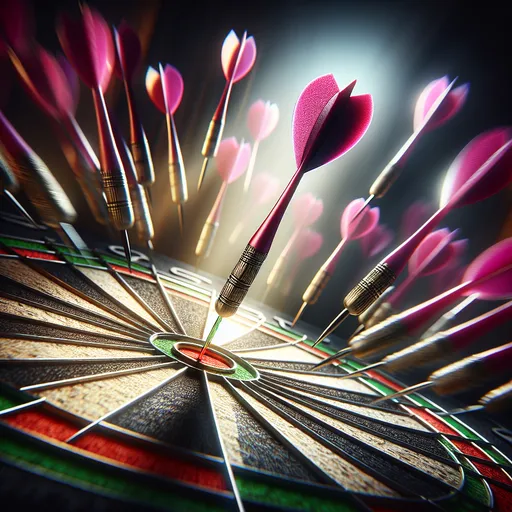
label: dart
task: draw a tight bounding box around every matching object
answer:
[281,229,323,297]
[369,301,512,404]
[57,5,134,264]
[0,108,80,250]
[360,223,394,260]
[351,76,468,222]
[400,200,433,240]
[146,63,187,232]
[314,127,512,347]
[441,380,512,416]
[243,99,279,193]
[0,147,38,227]
[385,228,465,308]
[197,30,256,190]
[200,74,373,352]
[8,45,107,226]
[293,197,379,325]
[266,193,323,294]
[114,22,154,187]
[228,171,280,244]
[336,237,512,376]
[195,137,251,262]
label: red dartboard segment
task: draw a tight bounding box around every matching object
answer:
[180,347,232,369]
[5,408,227,491]
[12,248,61,260]
[110,264,154,281]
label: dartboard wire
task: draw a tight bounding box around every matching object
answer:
[0,333,155,353]
[149,262,187,335]
[234,379,431,505]
[257,377,437,434]
[0,237,155,336]
[249,380,465,497]
[94,252,175,332]
[0,396,46,416]
[203,372,245,511]
[254,378,512,487]
[229,335,306,353]
[0,311,153,347]
[17,361,178,392]
[0,254,152,339]
[65,366,188,443]
[0,286,147,341]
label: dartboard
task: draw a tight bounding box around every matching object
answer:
[0,215,511,512]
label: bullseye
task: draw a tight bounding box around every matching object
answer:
[172,341,236,374]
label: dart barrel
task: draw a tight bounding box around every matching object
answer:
[343,263,396,315]
[130,183,154,242]
[215,244,267,317]
[195,221,219,259]
[102,170,135,231]
[201,119,224,157]
[429,356,487,395]
[302,268,332,304]
[6,151,76,228]
[357,286,395,327]
[369,162,403,198]
[131,129,155,186]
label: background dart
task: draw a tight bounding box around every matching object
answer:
[315,127,512,346]
[228,171,280,245]
[197,30,256,190]
[293,197,379,325]
[195,136,251,262]
[57,5,134,264]
[146,63,187,232]
[114,21,154,187]
[243,99,279,193]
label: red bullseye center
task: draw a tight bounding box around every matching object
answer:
[180,347,231,369]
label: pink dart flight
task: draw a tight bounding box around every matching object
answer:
[400,200,433,240]
[360,224,394,259]
[388,228,467,307]
[195,137,251,259]
[215,74,373,318]
[114,22,154,187]
[197,30,257,190]
[228,172,280,245]
[146,63,188,231]
[243,99,279,192]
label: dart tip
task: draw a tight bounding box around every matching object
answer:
[313,308,349,347]
[371,381,433,405]
[177,203,184,235]
[197,157,209,191]
[348,324,365,342]
[4,190,39,229]
[121,230,132,271]
[292,302,307,327]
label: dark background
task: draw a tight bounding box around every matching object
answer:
[2,0,512,380]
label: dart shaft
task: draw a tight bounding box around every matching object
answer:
[131,130,155,187]
[480,380,512,413]
[167,113,188,204]
[215,244,267,317]
[195,221,219,259]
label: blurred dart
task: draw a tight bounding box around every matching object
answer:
[0,109,79,248]
[315,127,512,346]
[228,172,280,244]
[360,223,394,260]
[0,147,38,227]
[0,0,35,57]
[281,229,323,297]
[371,304,512,404]
[200,74,373,354]
[441,380,512,416]
[197,30,256,190]
[195,137,251,262]
[400,200,433,239]
[266,193,323,294]
[146,63,187,232]
[57,5,134,264]
[293,197,379,325]
[114,22,154,187]
[243,99,279,192]
[110,115,154,260]
[337,237,512,372]
[8,45,107,225]
[352,76,468,222]
[386,228,465,308]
